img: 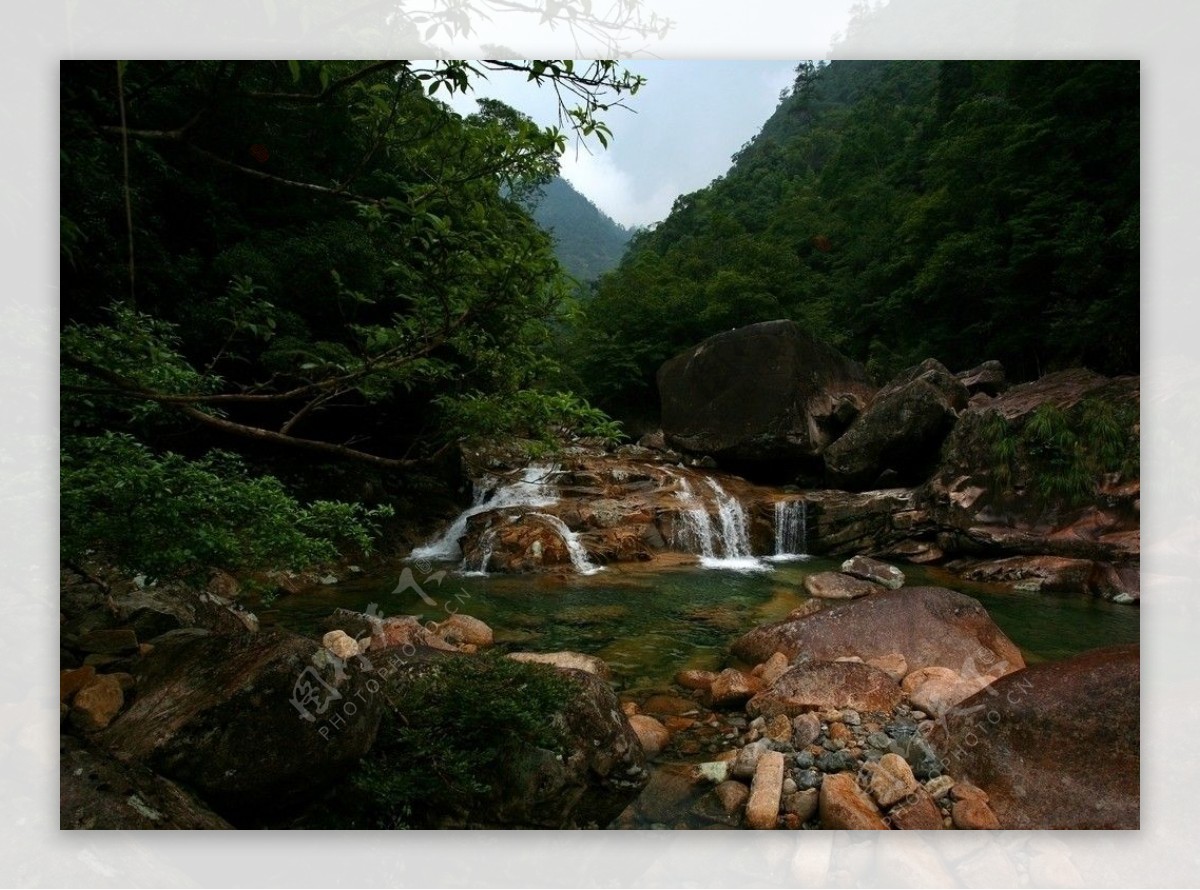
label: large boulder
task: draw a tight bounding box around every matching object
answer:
[94,628,383,823]
[824,359,969,490]
[928,644,1139,829]
[657,320,875,468]
[731,587,1025,681]
[60,735,232,829]
[920,369,1140,563]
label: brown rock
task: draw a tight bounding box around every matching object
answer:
[901,665,961,694]
[745,750,785,829]
[759,651,791,686]
[792,712,822,748]
[929,644,1138,829]
[787,601,823,620]
[321,629,360,660]
[907,671,991,717]
[109,672,136,693]
[713,780,750,816]
[950,781,989,803]
[819,772,889,830]
[925,775,955,800]
[841,555,905,589]
[764,713,792,743]
[865,752,920,808]
[803,571,878,600]
[828,721,853,744]
[60,666,96,703]
[732,587,1025,681]
[373,616,457,653]
[888,789,944,830]
[708,668,761,708]
[675,669,717,691]
[70,674,125,732]
[628,714,671,758]
[642,694,700,717]
[663,715,696,733]
[747,661,902,718]
[432,614,494,647]
[506,650,611,680]
[952,797,1001,830]
[782,788,819,823]
[76,628,139,656]
[866,653,908,683]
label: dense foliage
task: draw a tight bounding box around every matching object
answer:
[565,61,1139,417]
[61,60,641,578]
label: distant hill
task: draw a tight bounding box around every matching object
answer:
[528,176,633,284]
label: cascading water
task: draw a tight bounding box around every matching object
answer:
[528,512,603,575]
[768,499,809,562]
[409,465,557,564]
[668,472,766,571]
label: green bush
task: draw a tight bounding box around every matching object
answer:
[347,653,575,828]
[61,432,392,581]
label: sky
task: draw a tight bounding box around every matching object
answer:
[441,60,804,229]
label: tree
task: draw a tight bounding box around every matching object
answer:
[61,60,642,577]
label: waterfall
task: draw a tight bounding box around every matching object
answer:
[410,465,557,563]
[528,513,603,575]
[768,499,809,562]
[669,472,766,571]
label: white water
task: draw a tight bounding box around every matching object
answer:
[409,465,557,563]
[767,499,810,562]
[669,473,767,571]
[528,512,603,575]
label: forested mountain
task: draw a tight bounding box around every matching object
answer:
[562,60,1139,417]
[528,175,632,283]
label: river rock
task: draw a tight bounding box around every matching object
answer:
[713,780,750,817]
[865,752,920,808]
[432,614,494,647]
[866,653,908,683]
[819,772,889,830]
[708,668,762,708]
[60,666,97,703]
[628,714,671,758]
[657,319,875,467]
[906,669,991,716]
[825,359,969,490]
[732,587,1025,681]
[792,712,822,748]
[505,650,612,680]
[758,651,792,686]
[929,644,1139,829]
[747,661,902,718]
[675,669,717,691]
[745,750,785,829]
[321,629,360,660]
[888,788,944,830]
[732,739,772,780]
[952,797,1001,830]
[370,615,457,653]
[76,628,139,656]
[94,628,383,821]
[60,735,232,830]
[70,674,125,732]
[803,571,878,600]
[782,788,819,822]
[840,555,905,589]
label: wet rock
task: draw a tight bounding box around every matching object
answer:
[696,761,731,784]
[758,651,792,686]
[803,571,878,600]
[372,616,457,653]
[732,739,772,780]
[764,713,793,743]
[930,644,1138,828]
[794,768,823,790]
[714,780,750,817]
[840,555,905,589]
[866,654,908,683]
[816,750,858,773]
[865,752,920,808]
[819,772,889,830]
[825,359,969,490]
[70,674,125,732]
[657,319,875,466]
[906,669,991,717]
[636,764,705,825]
[60,735,232,829]
[925,775,955,800]
[60,666,97,703]
[747,661,902,718]
[888,729,944,780]
[745,750,785,829]
[732,587,1024,681]
[641,694,700,717]
[506,650,611,680]
[628,714,671,758]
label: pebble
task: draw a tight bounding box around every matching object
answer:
[816,750,857,773]
[794,750,815,770]
[791,713,821,748]
[925,775,955,800]
[841,709,861,726]
[867,731,892,750]
[782,777,797,794]
[794,769,824,791]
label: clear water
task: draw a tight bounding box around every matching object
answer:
[270,557,1139,691]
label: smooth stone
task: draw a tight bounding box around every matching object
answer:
[952,797,1002,830]
[628,714,671,758]
[865,752,920,808]
[782,788,819,822]
[819,772,889,830]
[841,555,905,589]
[745,750,785,829]
[792,712,821,748]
